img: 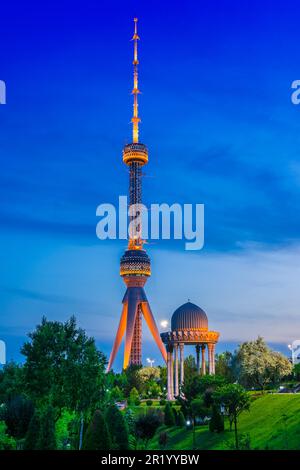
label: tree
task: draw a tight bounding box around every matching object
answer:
[164,403,175,426]
[109,386,124,403]
[0,421,16,450]
[124,408,135,434]
[82,410,111,450]
[213,384,250,449]
[24,413,41,450]
[190,398,210,449]
[105,405,129,450]
[176,410,186,427]
[134,410,163,448]
[128,387,140,406]
[0,362,24,403]
[215,352,234,382]
[2,395,34,440]
[124,365,143,396]
[234,337,292,389]
[183,355,197,387]
[209,405,224,433]
[293,363,300,381]
[37,406,57,450]
[21,316,107,448]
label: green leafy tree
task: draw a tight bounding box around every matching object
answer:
[213,384,250,449]
[0,362,24,403]
[164,403,175,426]
[128,387,140,406]
[105,405,129,450]
[0,421,16,450]
[24,412,41,450]
[234,337,292,389]
[37,405,57,450]
[176,410,186,427]
[209,404,224,433]
[109,386,124,403]
[21,316,107,449]
[82,410,110,450]
[215,352,234,382]
[124,365,143,396]
[190,398,210,449]
[124,408,135,434]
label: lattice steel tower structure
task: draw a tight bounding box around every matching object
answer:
[107,18,167,371]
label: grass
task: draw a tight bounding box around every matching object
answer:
[148,394,300,450]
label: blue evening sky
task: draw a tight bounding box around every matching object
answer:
[1,0,300,369]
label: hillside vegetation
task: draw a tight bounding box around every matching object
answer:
[149,394,300,450]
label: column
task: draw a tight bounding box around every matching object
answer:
[174,344,179,397]
[196,344,201,374]
[167,344,174,401]
[212,344,216,375]
[179,343,184,391]
[201,344,206,375]
[208,344,213,375]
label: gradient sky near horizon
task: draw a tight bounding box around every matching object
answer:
[1,0,300,369]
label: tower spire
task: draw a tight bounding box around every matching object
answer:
[132,17,141,143]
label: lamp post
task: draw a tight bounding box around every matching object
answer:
[147,357,155,367]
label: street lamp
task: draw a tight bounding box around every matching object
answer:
[147,357,155,367]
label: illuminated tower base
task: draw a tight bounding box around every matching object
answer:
[107,275,167,370]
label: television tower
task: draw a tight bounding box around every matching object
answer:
[107,18,167,371]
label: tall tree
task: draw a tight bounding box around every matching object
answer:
[37,406,57,450]
[234,337,292,389]
[21,317,107,419]
[213,384,250,449]
[82,410,111,450]
[105,405,129,450]
[0,362,24,403]
[24,412,41,450]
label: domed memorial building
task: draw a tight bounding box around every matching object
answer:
[160,302,220,400]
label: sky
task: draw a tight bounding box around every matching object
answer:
[1,0,300,369]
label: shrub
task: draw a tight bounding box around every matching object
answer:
[146,399,153,406]
[164,403,175,426]
[176,411,186,427]
[37,406,56,450]
[82,410,110,450]
[2,395,34,439]
[158,431,168,448]
[135,410,163,447]
[160,399,166,406]
[129,387,140,406]
[105,405,129,450]
[209,405,224,433]
[24,412,41,450]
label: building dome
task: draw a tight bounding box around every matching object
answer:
[171,302,208,331]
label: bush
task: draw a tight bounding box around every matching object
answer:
[146,399,153,407]
[37,406,57,450]
[209,405,224,433]
[82,410,110,450]
[164,403,175,426]
[0,421,16,450]
[176,411,186,427]
[158,431,168,448]
[129,387,140,406]
[135,410,163,447]
[24,412,41,450]
[2,395,34,439]
[159,399,166,406]
[105,405,129,450]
